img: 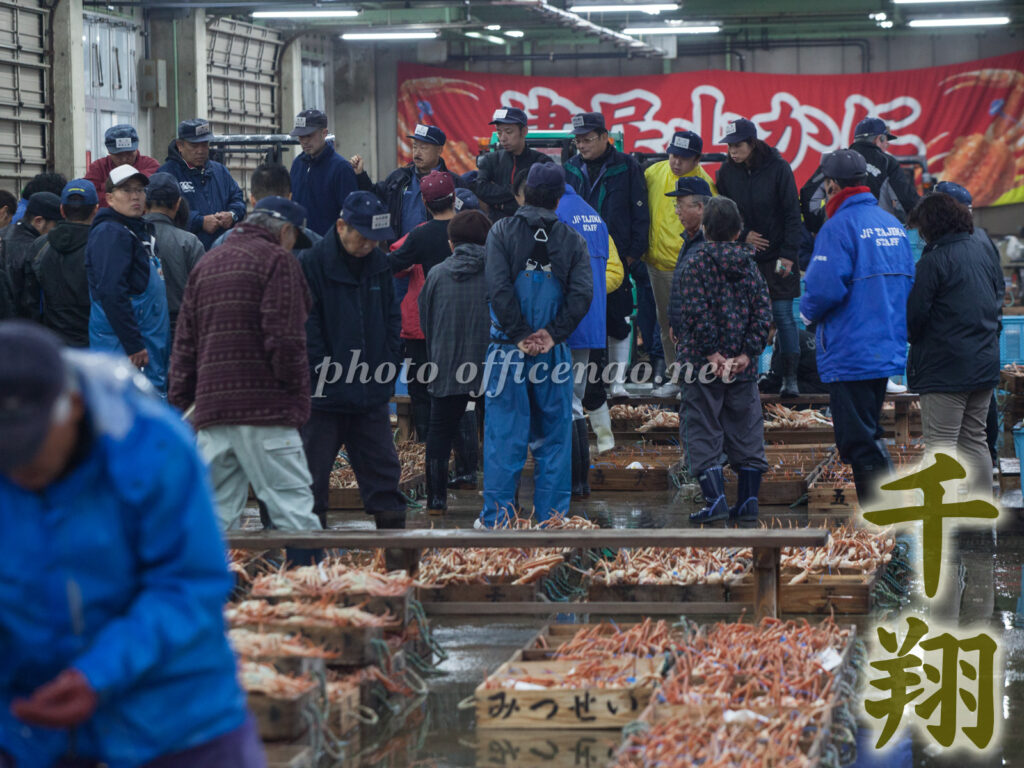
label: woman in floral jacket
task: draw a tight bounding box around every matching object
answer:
[673,196,772,524]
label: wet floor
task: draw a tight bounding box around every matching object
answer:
[313,473,1024,768]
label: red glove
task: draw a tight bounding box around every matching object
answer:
[11,669,98,728]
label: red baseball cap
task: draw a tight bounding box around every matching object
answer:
[420,171,455,203]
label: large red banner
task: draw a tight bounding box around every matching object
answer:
[397,52,1024,207]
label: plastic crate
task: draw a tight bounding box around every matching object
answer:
[1001,317,1024,365]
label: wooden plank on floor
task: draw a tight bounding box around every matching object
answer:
[420,601,751,616]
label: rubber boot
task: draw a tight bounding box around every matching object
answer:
[257,499,275,530]
[607,335,631,398]
[449,408,479,489]
[852,464,887,512]
[285,547,323,567]
[650,356,667,390]
[690,467,730,523]
[874,439,895,473]
[730,467,762,522]
[571,419,587,498]
[426,458,449,514]
[780,354,800,398]
[373,509,418,575]
[589,402,615,453]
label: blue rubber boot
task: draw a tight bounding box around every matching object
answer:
[690,467,730,523]
[731,467,762,522]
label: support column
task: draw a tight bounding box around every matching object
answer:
[52,0,86,178]
[148,10,208,152]
[279,37,303,167]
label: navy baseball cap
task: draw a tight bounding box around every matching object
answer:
[0,320,67,473]
[26,192,62,221]
[667,130,702,157]
[454,188,480,211]
[104,124,139,154]
[666,176,712,198]
[61,179,98,207]
[526,162,565,190]
[721,118,757,144]
[855,117,896,141]
[489,107,528,126]
[341,191,395,240]
[408,123,446,146]
[821,149,868,180]
[571,112,606,136]
[177,118,213,143]
[291,109,328,138]
[935,180,973,206]
[254,196,313,249]
[145,172,181,206]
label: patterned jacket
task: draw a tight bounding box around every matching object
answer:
[673,240,771,381]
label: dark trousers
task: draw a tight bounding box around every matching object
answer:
[986,392,999,464]
[427,393,470,467]
[301,405,407,523]
[404,338,431,441]
[582,347,609,411]
[829,378,889,467]
[681,378,769,476]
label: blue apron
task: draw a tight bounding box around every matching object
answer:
[89,241,170,397]
[481,227,572,526]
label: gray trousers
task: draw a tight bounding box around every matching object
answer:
[648,265,677,367]
[919,389,993,497]
[681,378,769,476]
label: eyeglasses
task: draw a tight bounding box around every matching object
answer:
[575,134,605,146]
[115,185,147,197]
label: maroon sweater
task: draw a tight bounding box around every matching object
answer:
[169,223,312,430]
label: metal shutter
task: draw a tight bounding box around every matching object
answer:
[0,0,50,195]
[83,13,141,166]
[206,17,281,186]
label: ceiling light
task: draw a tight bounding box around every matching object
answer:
[879,19,894,27]
[569,3,678,14]
[465,30,507,44]
[907,15,1009,26]
[623,24,721,33]
[253,8,358,18]
[868,12,887,20]
[485,24,502,31]
[505,29,525,37]
[341,31,439,40]
[895,0,997,4]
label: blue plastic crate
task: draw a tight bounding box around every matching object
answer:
[1001,317,1024,366]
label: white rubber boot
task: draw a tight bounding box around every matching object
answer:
[589,402,616,453]
[607,336,631,398]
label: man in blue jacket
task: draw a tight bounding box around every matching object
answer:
[0,321,263,768]
[157,119,246,250]
[800,149,914,507]
[479,163,592,528]
[299,192,411,565]
[289,109,358,236]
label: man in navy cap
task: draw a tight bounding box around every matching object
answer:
[20,179,98,346]
[84,124,161,209]
[666,175,714,348]
[478,162,592,528]
[475,106,552,221]
[351,123,461,242]
[158,118,246,250]
[565,111,649,399]
[644,129,716,398]
[0,321,266,768]
[3,190,62,319]
[289,109,358,237]
[299,191,412,564]
[801,148,915,510]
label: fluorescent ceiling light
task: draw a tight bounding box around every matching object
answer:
[570,3,678,14]
[505,29,525,37]
[623,24,721,33]
[341,31,438,40]
[253,9,358,18]
[485,24,502,31]
[465,30,506,44]
[907,15,1009,26]
[895,0,996,4]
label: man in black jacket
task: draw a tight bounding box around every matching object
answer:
[300,191,411,558]
[3,192,62,317]
[475,106,552,221]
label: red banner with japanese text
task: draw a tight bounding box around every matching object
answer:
[397,52,1024,207]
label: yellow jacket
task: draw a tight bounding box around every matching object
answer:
[643,160,716,272]
[606,237,624,293]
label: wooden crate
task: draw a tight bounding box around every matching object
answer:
[518,621,688,662]
[999,458,1021,493]
[417,579,543,604]
[475,656,660,730]
[1001,368,1024,395]
[248,687,317,742]
[806,448,924,514]
[723,445,833,506]
[334,682,362,739]
[760,426,834,445]
[587,582,728,605]
[235,623,384,667]
[475,730,621,768]
[255,588,411,627]
[328,473,424,510]
[589,446,682,492]
[732,571,877,614]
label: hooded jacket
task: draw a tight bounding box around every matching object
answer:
[143,212,204,333]
[485,204,592,345]
[565,146,649,264]
[907,231,1002,394]
[290,141,359,236]
[668,228,707,335]
[30,221,92,346]
[419,242,491,397]
[84,153,161,208]
[715,145,802,300]
[2,218,42,317]
[673,240,772,381]
[850,138,919,220]
[356,159,462,243]
[644,159,717,272]
[801,190,915,383]
[157,141,246,250]
[0,350,248,768]
[475,146,553,220]
[300,232,402,412]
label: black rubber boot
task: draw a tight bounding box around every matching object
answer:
[651,356,667,388]
[780,354,800,398]
[449,408,479,489]
[852,464,888,511]
[690,467,730,523]
[257,499,275,530]
[373,510,418,574]
[284,547,323,567]
[874,439,895,472]
[730,467,762,522]
[426,458,449,514]
[571,419,591,498]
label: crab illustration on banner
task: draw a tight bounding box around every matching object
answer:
[395,50,1024,206]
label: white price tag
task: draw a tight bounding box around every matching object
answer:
[571,114,585,129]
[114,137,133,149]
[371,213,391,230]
[817,647,843,672]
[672,136,690,149]
[414,124,429,137]
[454,197,464,211]
[724,121,737,136]
[194,122,210,136]
[294,116,306,127]
[492,108,508,120]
